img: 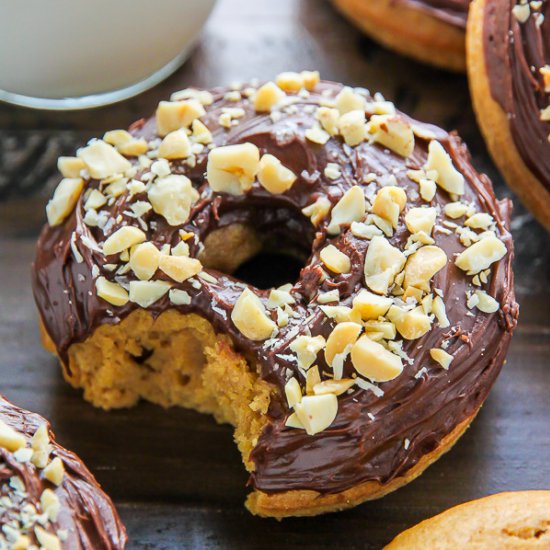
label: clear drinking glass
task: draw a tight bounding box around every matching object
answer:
[0,0,217,110]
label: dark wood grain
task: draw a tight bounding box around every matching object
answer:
[1,1,549,548]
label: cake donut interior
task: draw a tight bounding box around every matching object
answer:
[32,72,518,517]
[0,395,127,549]
[331,0,470,71]
[467,0,550,229]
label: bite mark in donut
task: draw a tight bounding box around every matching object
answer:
[32,72,518,517]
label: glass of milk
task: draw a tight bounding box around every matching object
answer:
[0,0,217,110]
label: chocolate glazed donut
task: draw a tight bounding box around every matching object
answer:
[0,395,127,549]
[32,73,518,517]
[331,0,470,71]
[467,0,550,229]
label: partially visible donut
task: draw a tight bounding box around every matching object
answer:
[331,0,469,71]
[385,491,550,548]
[0,394,126,549]
[467,0,550,230]
[32,72,518,517]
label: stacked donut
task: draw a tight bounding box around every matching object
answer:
[33,72,517,518]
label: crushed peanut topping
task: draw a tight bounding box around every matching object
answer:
[129,280,171,308]
[351,336,404,382]
[207,143,260,195]
[305,126,331,145]
[302,196,331,226]
[364,236,406,295]
[424,140,465,196]
[43,457,64,486]
[0,421,70,548]
[275,71,305,93]
[320,245,351,274]
[232,289,276,341]
[156,99,205,136]
[338,109,367,146]
[325,322,362,368]
[159,254,202,283]
[430,348,453,370]
[291,394,338,435]
[404,246,447,292]
[257,154,297,194]
[290,335,326,371]
[372,186,407,229]
[366,115,415,157]
[77,139,132,179]
[42,72,511,439]
[58,156,85,178]
[316,107,340,135]
[104,129,148,157]
[335,86,366,114]
[46,178,85,226]
[103,226,146,256]
[148,174,199,226]
[253,81,286,112]
[455,236,507,275]
[95,277,129,307]
[0,420,26,452]
[158,129,191,160]
[328,186,366,234]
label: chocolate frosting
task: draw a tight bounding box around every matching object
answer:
[483,0,550,190]
[0,395,127,549]
[396,0,470,28]
[32,80,517,495]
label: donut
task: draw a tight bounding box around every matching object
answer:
[331,0,469,71]
[32,72,518,517]
[0,394,126,549]
[467,0,550,230]
[385,491,550,548]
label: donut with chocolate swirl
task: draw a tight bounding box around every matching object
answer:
[32,72,517,517]
[467,0,550,229]
[0,395,127,549]
[331,0,469,71]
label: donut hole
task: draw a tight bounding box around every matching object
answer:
[198,204,314,289]
[234,252,305,290]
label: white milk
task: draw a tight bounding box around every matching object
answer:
[0,0,216,108]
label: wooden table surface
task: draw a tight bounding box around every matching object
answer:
[1,1,549,548]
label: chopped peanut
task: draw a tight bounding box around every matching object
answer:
[231,289,276,340]
[351,336,403,382]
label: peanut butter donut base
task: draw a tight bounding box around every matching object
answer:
[40,315,474,518]
[385,491,550,548]
[467,0,550,230]
[332,0,467,71]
